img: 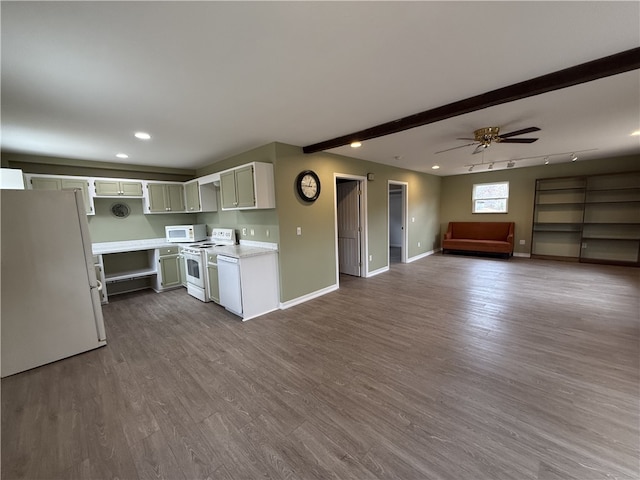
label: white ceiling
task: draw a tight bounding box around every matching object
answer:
[2,2,639,176]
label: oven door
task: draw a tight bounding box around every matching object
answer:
[183,251,205,288]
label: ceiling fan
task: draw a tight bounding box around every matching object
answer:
[436,126,540,154]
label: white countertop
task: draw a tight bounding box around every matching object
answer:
[206,244,277,259]
[92,237,278,257]
[92,238,171,254]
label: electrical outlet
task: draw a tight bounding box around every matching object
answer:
[266,229,270,237]
[250,228,255,236]
[519,239,526,245]
[411,217,415,223]
[242,227,247,236]
[296,226,302,236]
[418,241,421,247]
[369,255,372,262]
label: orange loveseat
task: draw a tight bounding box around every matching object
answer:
[443,222,514,257]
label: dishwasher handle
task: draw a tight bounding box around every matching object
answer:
[217,255,239,264]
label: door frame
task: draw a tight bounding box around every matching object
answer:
[334,173,368,286]
[388,180,408,264]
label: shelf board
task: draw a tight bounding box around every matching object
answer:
[582,236,640,241]
[586,186,640,192]
[536,187,586,192]
[105,268,158,282]
[535,202,585,206]
[583,222,640,226]
[584,200,640,205]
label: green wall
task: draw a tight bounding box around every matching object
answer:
[440,154,640,255]
[89,198,194,242]
[273,143,440,303]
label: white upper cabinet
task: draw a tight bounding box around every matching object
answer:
[94,178,143,197]
[219,162,275,211]
[24,173,95,215]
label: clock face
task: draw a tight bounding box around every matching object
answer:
[296,170,321,202]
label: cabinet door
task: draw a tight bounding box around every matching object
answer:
[207,263,219,303]
[147,183,167,212]
[235,165,255,208]
[94,180,121,196]
[31,177,62,190]
[166,184,185,212]
[220,170,238,209]
[61,179,92,214]
[159,255,181,288]
[120,181,143,196]
[185,182,200,212]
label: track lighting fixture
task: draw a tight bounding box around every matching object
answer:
[488,163,494,170]
[507,161,515,168]
[468,166,474,172]
[571,153,578,162]
[544,157,550,165]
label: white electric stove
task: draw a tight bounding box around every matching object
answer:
[181,228,236,302]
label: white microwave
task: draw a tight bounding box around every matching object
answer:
[165,224,207,243]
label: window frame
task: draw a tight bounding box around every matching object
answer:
[472,181,509,214]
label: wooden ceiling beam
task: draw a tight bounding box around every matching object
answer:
[302,47,640,154]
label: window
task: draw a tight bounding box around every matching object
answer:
[472,181,509,213]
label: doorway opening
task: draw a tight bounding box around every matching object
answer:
[388,181,408,264]
[335,174,367,284]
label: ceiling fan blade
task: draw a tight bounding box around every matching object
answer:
[499,138,539,144]
[499,126,541,138]
[434,142,477,154]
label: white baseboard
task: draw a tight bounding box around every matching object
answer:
[407,248,440,263]
[280,284,338,310]
[367,266,389,277]
[514,252,531,258]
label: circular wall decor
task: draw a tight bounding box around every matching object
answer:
[295,170,321,202]
[110,202,131,218]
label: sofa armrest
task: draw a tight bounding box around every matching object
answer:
[444,222,453,240]
[507,223,514,245]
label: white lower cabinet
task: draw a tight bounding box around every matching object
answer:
[218,252,279,321]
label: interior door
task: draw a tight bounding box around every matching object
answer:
[337,180,361,276]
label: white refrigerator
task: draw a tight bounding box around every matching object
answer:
[1,189,106,377]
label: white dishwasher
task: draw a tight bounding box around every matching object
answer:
[217,255,242,316]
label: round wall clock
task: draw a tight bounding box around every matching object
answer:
[296,170,321,202]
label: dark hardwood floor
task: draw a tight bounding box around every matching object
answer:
[2,255,639,480]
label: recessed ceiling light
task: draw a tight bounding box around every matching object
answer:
[116,153,129,159]
[350,141,362,148]
[431,165,440,170]
[631,130,640,136]
[135,132,151,140]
